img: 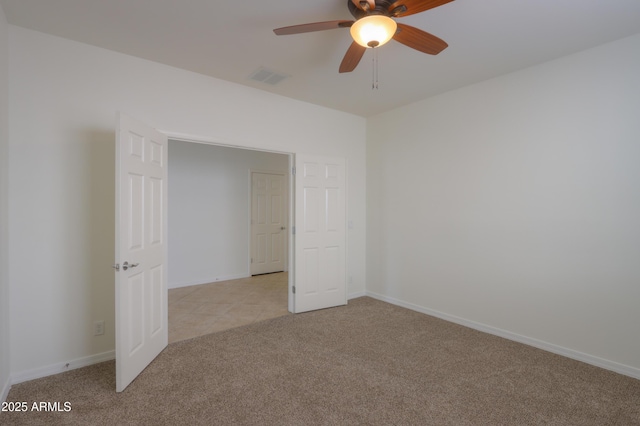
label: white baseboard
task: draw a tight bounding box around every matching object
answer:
[366,291,640,380]
[11,350,115,385]
[348,290,366,300]
[169,273,250,290]
[1,375,10,403]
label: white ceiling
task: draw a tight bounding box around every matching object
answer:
[2,0,640,117]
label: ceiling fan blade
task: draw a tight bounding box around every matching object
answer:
[339,41,367,73]
[274,20,354,35]
[351,0,376,11]
[388,0,454,17]
[393,23,448,55]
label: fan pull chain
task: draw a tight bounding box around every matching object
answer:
[371,47,379,90]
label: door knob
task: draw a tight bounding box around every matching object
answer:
[280,226,286,230]
[122,261,140,271]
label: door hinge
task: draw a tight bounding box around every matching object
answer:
[292,226,296,235]
[292,166,296,175]
[292,286,296,294]
[251,258,253,264]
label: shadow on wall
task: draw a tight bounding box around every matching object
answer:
[85,129,116,353]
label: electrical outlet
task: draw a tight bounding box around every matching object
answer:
[94,320,105,336]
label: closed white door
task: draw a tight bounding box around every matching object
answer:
[251,172,287,275]
[293,155,346,313]
[115,113,168,392]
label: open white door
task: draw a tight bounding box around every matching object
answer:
[293,155,346,313]
[115,113,168,392]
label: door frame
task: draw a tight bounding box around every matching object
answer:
[249,169,289,276]
[163,132,296,313]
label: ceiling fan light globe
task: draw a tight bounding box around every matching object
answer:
[350,15,397,48]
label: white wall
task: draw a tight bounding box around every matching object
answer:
[168,141,289,288]
[7,26,366,379]
[367,34,640,376]
[0,3,11,402]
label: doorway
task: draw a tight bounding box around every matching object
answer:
[166,140,291,341]
[115,115,347,391]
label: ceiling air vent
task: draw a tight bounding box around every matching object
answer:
[249,67,290,86]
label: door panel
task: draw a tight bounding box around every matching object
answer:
[294,155,346,313]
[126,272,144,352]
[251,172,287,275]
[115,113,168,392]
[150,265,163,336]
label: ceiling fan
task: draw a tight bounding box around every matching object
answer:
[273,0,454,73]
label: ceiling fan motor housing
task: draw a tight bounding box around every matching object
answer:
[347,0,391,19]
[348,0,398,19]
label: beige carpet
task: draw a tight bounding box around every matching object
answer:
[4,297,639,425]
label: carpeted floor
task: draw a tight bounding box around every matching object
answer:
[3,297,640,425]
